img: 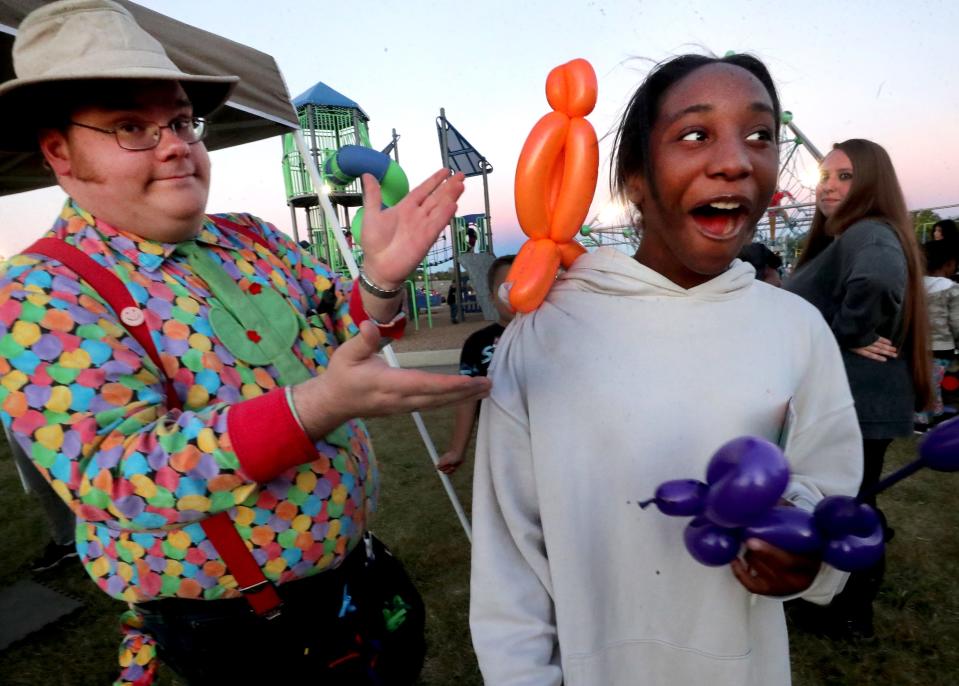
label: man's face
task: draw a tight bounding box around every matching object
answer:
[40,80,211,242]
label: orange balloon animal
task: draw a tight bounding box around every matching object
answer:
[507,58,598,313]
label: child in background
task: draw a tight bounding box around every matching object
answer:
[437,255,515,474]
[932,218,959,245]
[470,54,862,685]
[915,239,959,431]
[932,219,959,281]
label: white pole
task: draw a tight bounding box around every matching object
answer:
[291,130,473,542]
[381,345,473,542]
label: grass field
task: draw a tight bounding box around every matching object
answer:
[1,407,957,685]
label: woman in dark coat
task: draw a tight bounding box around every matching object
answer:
[786,138,931,638]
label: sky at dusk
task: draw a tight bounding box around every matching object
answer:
[2,0,958,260]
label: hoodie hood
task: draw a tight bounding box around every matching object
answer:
[924,275,956,295]
[553,246,757,301]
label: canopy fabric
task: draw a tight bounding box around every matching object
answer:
[0,0,299,196]
[293,81,368,120]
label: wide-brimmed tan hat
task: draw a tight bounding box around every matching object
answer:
[0,0,239,151]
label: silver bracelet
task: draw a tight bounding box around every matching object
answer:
[284,385,308,435]
[357,270,403,299]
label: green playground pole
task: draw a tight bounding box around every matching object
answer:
[405,280,419,331]
[423,260,434,329]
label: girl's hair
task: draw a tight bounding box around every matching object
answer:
[796,138,931,407]
[611,53,781,206]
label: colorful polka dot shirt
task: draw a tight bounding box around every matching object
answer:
[0,201,381,684]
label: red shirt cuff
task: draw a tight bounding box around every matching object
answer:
[228,388,318,482]
[349,283,407,339]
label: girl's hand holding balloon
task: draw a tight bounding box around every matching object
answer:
[735,501,822,595]
[645,416,959,583]
[731,538,821,596]
[642,435,883,579]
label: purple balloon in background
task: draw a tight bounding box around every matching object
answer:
[703,437,789,528]
[743,506,822,554]
[918,416,959,472]
[813,496,881,538]
[822,526,885,572]
[683,517,742,566]
[642,479,708,517]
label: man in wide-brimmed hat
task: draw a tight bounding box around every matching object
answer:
[0,1,489,683]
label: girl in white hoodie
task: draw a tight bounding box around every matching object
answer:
[470,54,863,686]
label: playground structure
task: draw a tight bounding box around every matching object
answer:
[578,216,640,252]
[436,108,496,323]
[281,82,380,273]
[280,87,497,328]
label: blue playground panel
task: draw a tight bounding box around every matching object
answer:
[460,291,481,313]
[415,292,443,309]
[447,279,480,313]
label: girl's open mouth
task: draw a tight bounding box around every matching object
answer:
[689,200,750,239]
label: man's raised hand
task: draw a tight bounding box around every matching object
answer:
[359,169,466,289]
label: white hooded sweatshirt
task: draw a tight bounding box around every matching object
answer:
[470,248,863,686]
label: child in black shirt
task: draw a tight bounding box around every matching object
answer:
[438,255,515,473]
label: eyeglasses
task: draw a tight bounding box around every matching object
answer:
[68,117,208,151]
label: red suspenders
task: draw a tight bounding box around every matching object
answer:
[27,225,284,617]
[29,238,182,411]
